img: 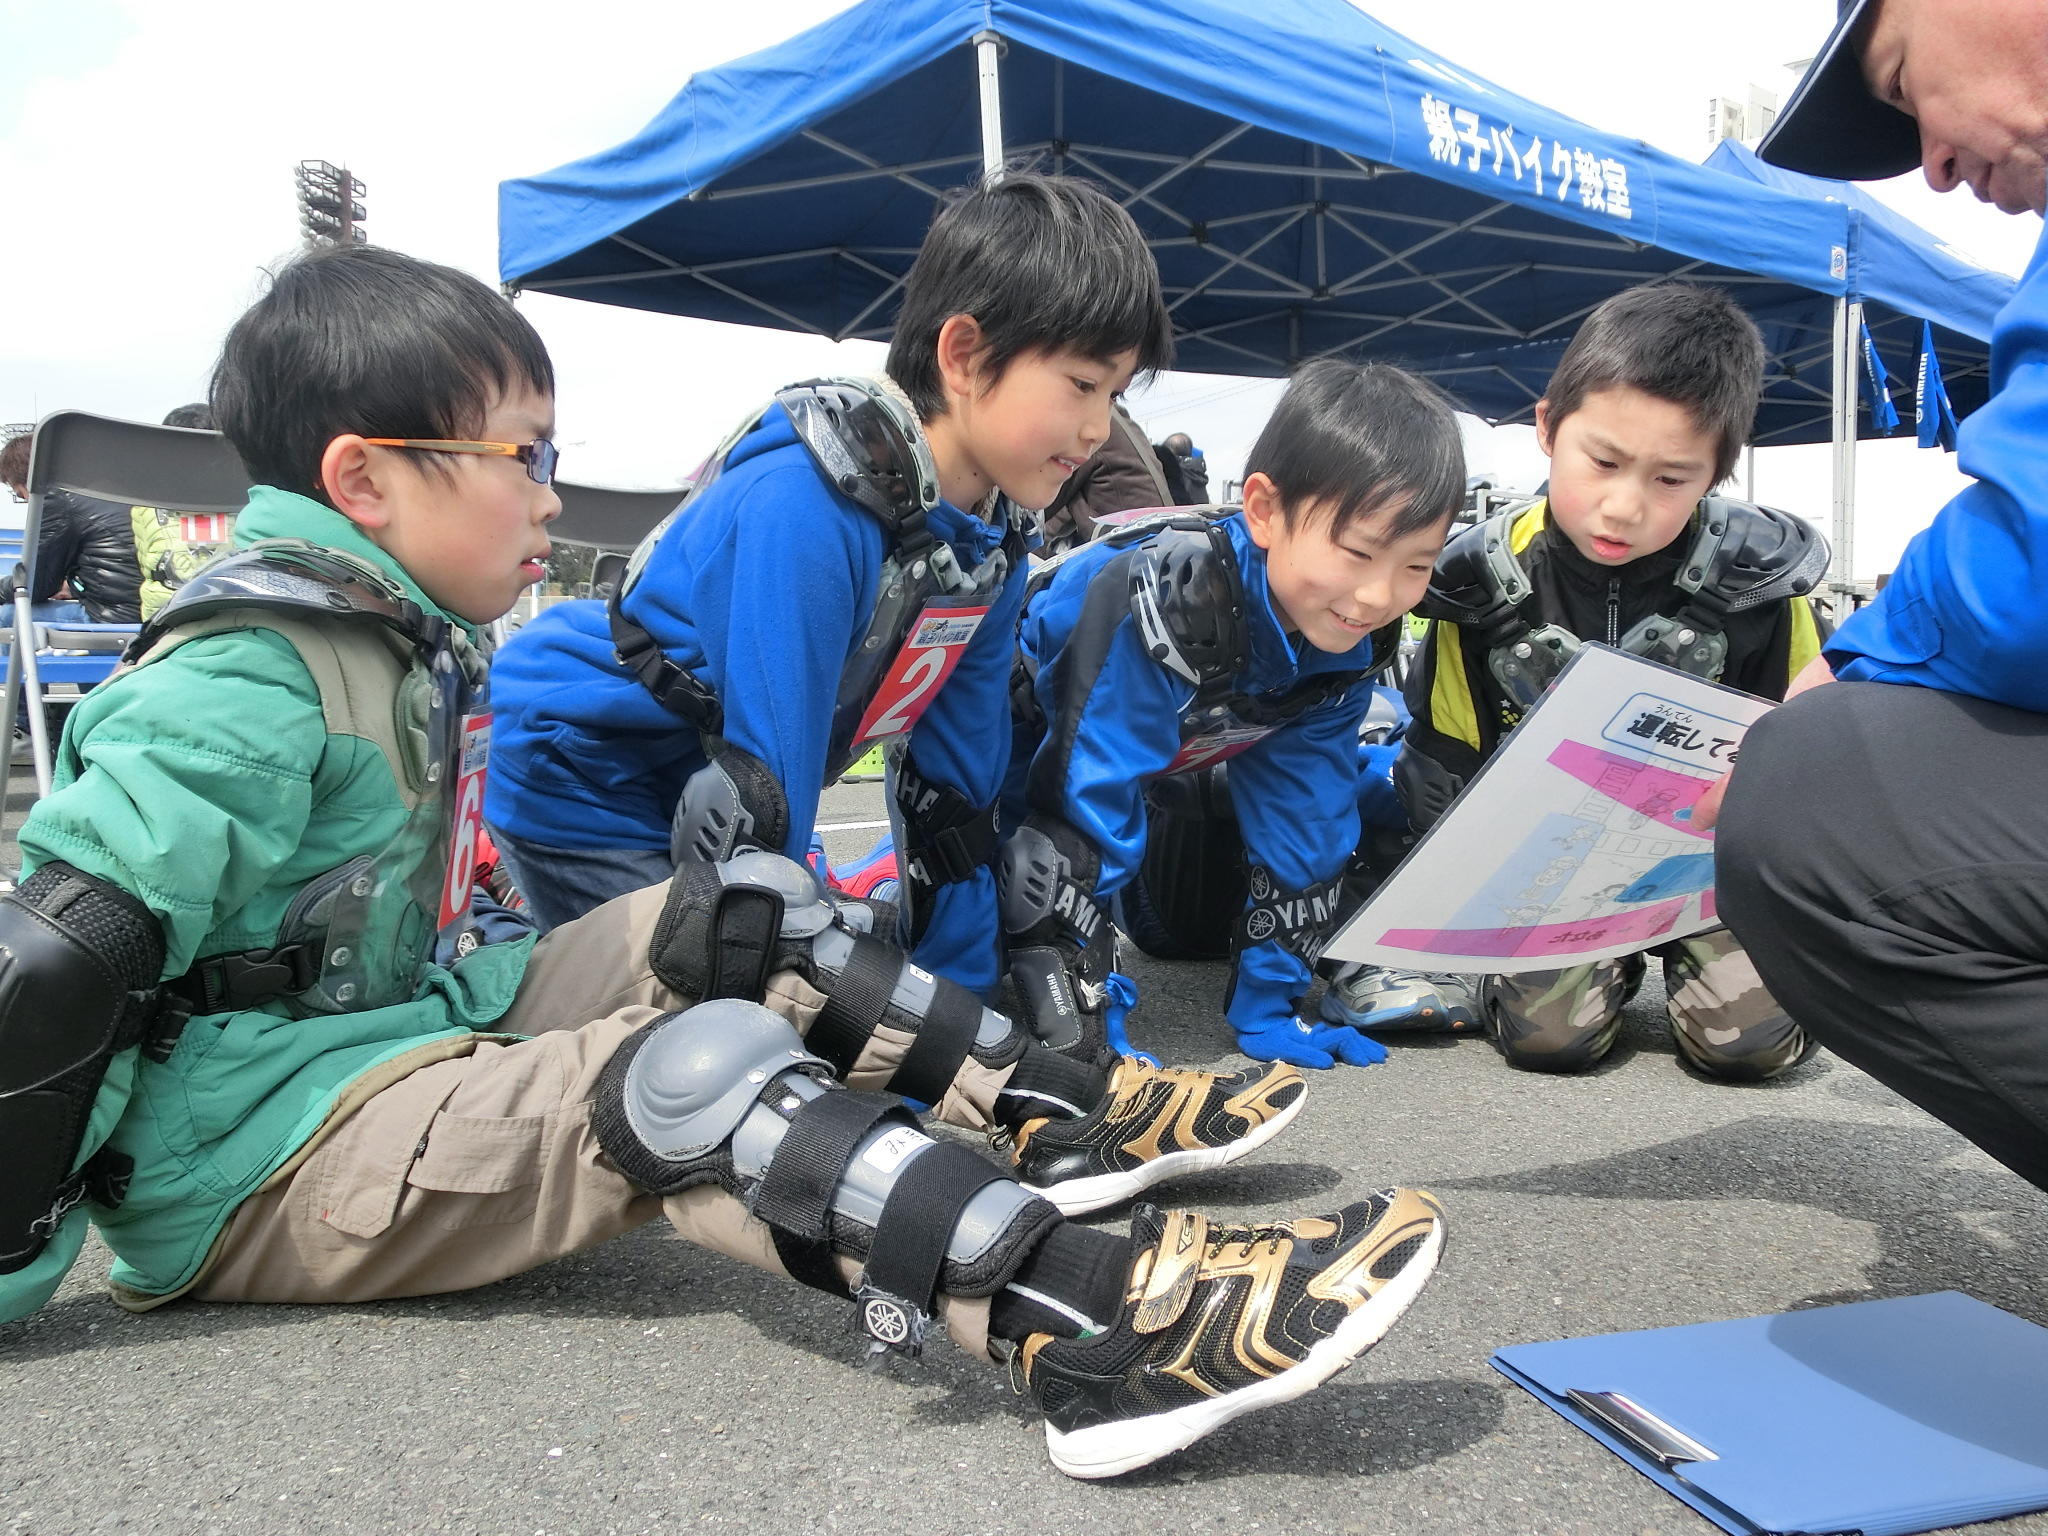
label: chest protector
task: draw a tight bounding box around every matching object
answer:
[610,377,1029,781]
[1430,497,1829,712]
[1018,510,1398,806]
[120,540,487,1016]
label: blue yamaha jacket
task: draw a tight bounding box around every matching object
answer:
[486,405,1025,995]
[1826,227,2048,711]
[1005,510,1377,1034]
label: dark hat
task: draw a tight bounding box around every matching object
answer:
[1757,0,1922,180]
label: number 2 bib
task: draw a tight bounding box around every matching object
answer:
[848,603,991,750]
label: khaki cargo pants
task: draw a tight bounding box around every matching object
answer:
[181,881,1010,1357]
[1482,927,1812,1081]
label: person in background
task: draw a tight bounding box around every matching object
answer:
[1155,430,1210,505]
[1036,399,1172,555]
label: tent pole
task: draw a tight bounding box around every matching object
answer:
[1829,295,1860,600]
[973,31,1006,179]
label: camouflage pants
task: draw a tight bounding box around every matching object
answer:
[1482,927,1811,1080]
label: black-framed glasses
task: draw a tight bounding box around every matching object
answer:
[361,437,560,485]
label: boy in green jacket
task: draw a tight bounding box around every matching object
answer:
[0,244,1443,1480]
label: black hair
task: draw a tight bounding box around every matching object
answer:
[161,403,213,430]
[1244,359,1465,538]
[210,244,554,503]
[1542,281,1764,485]
[887,171,1173,420]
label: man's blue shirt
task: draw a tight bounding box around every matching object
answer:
[486,403,1023,994]
[1007,511,1376,1033]
[1828,225,2048,711]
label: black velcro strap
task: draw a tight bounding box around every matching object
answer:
[857,1141,1008,1343]
[770,1228,851,1300]
[1236,865,1348,965]
[609,595,724,731]
[752,1091,911,1238]
[887,983,984,1106]
[893,762,1000,889]
[702,884,782,1002]
[805,934,905,1075]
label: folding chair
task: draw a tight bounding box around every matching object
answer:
[6,412,245,801]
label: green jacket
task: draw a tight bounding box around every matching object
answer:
[2,488,534,1323]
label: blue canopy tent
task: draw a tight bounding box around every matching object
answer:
[1416,141,2012,583]
[500,0,1860,564]
[501,0,1850,372]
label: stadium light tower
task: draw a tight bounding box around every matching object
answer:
[294,160,367,248]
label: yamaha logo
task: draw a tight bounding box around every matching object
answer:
[1246,910,1277,941]
[1249,868,1274,900]
[864,1298,911,1344]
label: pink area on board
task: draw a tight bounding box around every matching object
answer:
[1377,895,1689,959]
[1546,739,1716,838]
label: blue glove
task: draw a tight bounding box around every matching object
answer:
[1236,1015,1389,1071]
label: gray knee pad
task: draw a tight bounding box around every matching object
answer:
[593,999,1059,1355]
[998,820,1117,1060]
[671,744,790,866]
[649,850,1029,1103]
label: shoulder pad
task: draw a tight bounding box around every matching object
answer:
[775,377,941,546]
[1418,506,1522,626]
[132,540,443,662]
[1691,497,1832,613]
[1127,522,1250,686]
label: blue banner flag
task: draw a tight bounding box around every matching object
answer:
[1917,321,1960,451]
[1860,319,1900,433]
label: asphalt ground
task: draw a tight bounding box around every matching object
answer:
[4,770,2046,1536]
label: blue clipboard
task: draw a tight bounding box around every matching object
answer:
[1492,1292,2048,1536]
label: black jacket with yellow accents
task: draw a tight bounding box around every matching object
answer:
[1396,497,1830,825]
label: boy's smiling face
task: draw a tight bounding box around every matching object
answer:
[1536,385,1722,567]
[323,383,561,623]
[1241,473,1447,654]
[923,323,1140,512]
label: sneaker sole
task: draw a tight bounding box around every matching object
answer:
[1319,994,1482,1036]
[1023,1088,1308,1218]
[1044,1189,1446,1479]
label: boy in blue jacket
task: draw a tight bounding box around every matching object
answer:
[485,172,1307,1207]
[1000,361,1466,1069]
[488,173,1164,990]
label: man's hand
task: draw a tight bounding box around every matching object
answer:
[1688,654,1837,831]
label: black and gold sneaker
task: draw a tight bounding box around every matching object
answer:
[1004,1057,1307,1217]
[1011,1191,1445,1479]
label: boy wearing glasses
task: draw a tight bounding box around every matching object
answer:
[0,243,1446,1482]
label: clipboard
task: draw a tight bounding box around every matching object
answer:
[1492,1292,2048,1536]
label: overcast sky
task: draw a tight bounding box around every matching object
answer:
[6,0,2040,577]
